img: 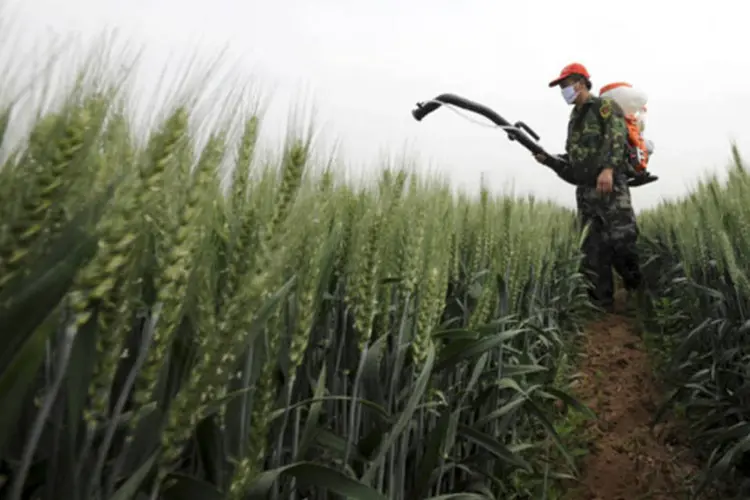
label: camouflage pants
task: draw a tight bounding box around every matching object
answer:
[579,219,642,308]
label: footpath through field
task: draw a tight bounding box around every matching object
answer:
[565,290,704,500]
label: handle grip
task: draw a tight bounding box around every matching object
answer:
[513,121,540,141]
[412,101,441,121]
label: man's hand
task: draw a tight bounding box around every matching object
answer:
[534,153,547,165]
[597,168,613,193]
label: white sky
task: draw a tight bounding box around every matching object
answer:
[4,0,750,210]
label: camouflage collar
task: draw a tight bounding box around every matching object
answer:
[575,94,597,109]
[570,94,598,118]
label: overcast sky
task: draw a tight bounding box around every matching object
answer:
[4,0,749,210]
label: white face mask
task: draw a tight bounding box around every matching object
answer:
[561,85,578,104]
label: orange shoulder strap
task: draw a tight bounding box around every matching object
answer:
[624,115,649,171]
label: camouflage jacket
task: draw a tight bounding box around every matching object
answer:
[552,96,638,243]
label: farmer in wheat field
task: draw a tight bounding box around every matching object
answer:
[534,62,642,313]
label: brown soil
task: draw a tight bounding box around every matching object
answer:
[567,291,704,500]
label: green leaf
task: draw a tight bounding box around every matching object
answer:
[456,424,532,472]
[458,353,488,406]
[0,233,96,369]
[314,430,370,463]
[65,319,99,448]
[435,328,527,371]
[361,342,435,484]
[241,275,297,351]
[500,364,549,377]
[525,399,577,474]
[411,409,452,498]
[110,452,157,500]
[538,387,596,419]
[295,362,327,460]
[361,335,388,409]
[425,495,492,500]
[0,314,55,454]
[708,431,750,479]
[0,182,114,370]
[246,462,388,500]
[269,395,390,423]
[162,474,223,500]
[203,386,254,417]
[495,377,531,395]
[474,392,527,427]
[432,328,479,341]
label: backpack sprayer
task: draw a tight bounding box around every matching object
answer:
[410,93,658,188]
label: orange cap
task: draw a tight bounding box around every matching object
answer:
[548,63,590,87]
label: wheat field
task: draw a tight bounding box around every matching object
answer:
[1,28,750,500]
[636,146,750,498]
[0,46,598,499]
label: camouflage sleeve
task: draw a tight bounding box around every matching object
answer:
[538,99,627,187]
[596,99,627,174]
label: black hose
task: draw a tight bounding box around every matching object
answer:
[411,93,658,188]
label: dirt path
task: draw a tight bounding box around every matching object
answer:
[567,292,703,500]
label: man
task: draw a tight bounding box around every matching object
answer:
[535,62,642,313]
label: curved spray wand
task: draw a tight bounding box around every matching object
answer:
[411,93,658,188]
